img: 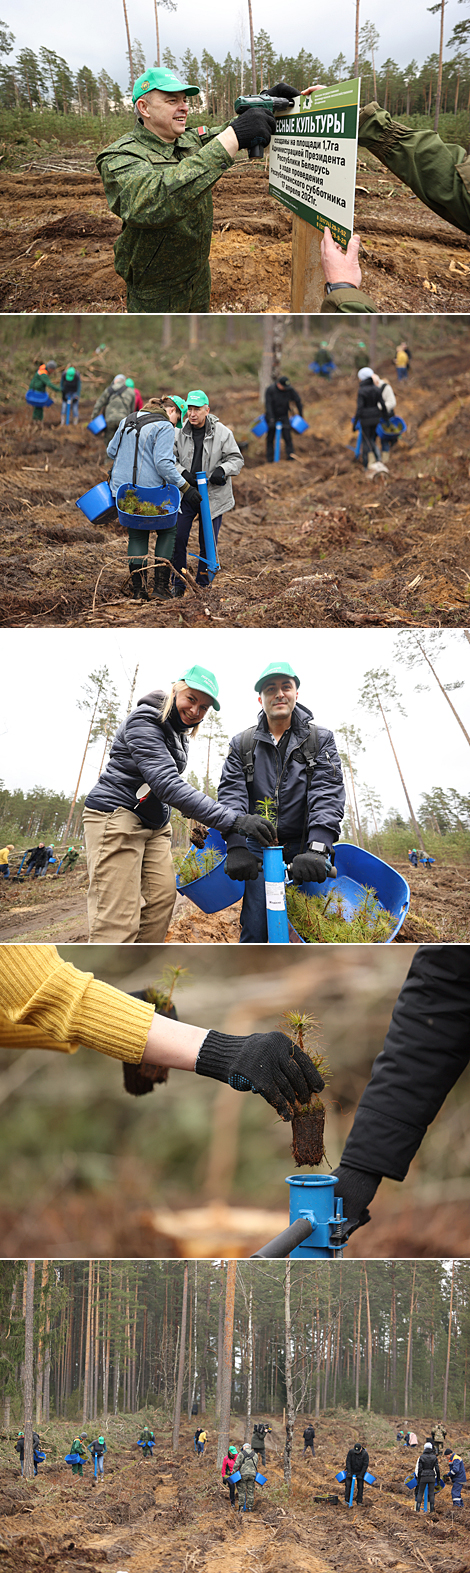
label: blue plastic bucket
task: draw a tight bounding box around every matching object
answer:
[65,1453,82,1465]
[290,414,309,433]
[309,360,336,375]
[25,389,53,408]
[252,415,268,437]
[116,483,180,532]
[377,415,407,439]
[87,413,107,434]
[76,481,116,523]
[176,826,244,913]
[288,842,410,945]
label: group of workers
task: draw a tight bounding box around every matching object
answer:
[27,364,82,425]
[15,1430,45,1476]
[1,844,80,883]
[67,1433,107,1480]
[398,1425,467,1512]
[408,848,435,869]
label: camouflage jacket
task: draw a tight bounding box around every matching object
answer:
[91,381,136,430]
[96,121,234,292]
[321,285,378,314]
[358,101,470,234]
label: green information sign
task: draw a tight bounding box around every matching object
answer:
[269,77,361,248]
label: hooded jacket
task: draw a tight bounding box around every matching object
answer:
[218,702,345,851]
[174,413,244,520]
[340,947,470,1181]
[85,689,237,837]
[91,380,135,434]
[107,410,185,498]
[353,378,387,431]
[346,1446,369,1478]
[417,1447,440,1484]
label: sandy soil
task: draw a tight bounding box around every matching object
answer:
[0,1410,468,1573]
[1,346,470,631]
[1,855,467,944]
[2,154,470,314]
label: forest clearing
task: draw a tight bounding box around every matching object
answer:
[1,319,470,628]
[0,1259,468,1573]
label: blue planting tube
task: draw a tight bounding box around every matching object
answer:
[66,396,72,427]
[285,1173,346,1257]
[423,1483,428,1513]
[263,845,289,943]
[94,1454,98,1479]
[274,421,282,461]
[196,471,220,583]
[349,1476,356,1506]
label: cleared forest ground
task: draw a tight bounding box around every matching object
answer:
[0,1410,468,1573]
[2,152,470,314]
[0,854,468,944]
[1,346,470,630]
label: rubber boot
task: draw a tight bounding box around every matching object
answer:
[130,566,149,600]
[154,563,173,601]
[172,575,186,598]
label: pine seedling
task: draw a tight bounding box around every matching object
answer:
[255,796,278,838]
[282,1011,332,1167]
[121,966,189,1097]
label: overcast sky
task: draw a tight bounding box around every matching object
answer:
[8,0,465,92]
[0,628,468,821]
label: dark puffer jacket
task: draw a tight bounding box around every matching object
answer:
[341,946,470,1180]
[265,381,302,424]
[85,689,238,836]
[353,378,387,431]
[218,702,345,851]
[346,1446,369,1479]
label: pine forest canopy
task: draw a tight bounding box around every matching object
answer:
[1,26,470,122]
[1,1260,469,1429]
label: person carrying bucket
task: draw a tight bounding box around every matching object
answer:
[222,1446,239,1505]
[27,361,61,423]
[264,375,303,463]
[172,390,244,596]
[91,374,135,441]
[89,1436,107,1483]
[344,1443,369,1505]
[333,946,470,1239]
[415,1442,440,1512]
[107,394,194,601]
[1,944,327,1131]
[218,659,345,943]
[68,1435,89,1477]
[443,1449,466,1506]
[139,1424,155,1457]
[82,666,277,942]
[353,369,388,474]
[60,366,81,426]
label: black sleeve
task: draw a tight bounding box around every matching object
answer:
[340,947,470,1180]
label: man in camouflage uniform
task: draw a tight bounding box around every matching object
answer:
[97,66,276,313]
[358,101,470,234]
[234,1443,258,1512]
[91,374,135,441]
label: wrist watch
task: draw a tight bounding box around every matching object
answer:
[309,840,329,855]
[325,282,357,294]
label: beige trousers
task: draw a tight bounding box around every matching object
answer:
[83,807,176,942]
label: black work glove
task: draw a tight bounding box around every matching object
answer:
[196,1029,325,1119]
[190,824,209,849]
[226,845,261,881]
[291,850,335,885]
[266,82,296,101]
[334,1163,382,1236]
[181,468,192,483]
[230,106,276,150]
[183,484,201,513]
[209,466,225,485]
[233,812,276,845]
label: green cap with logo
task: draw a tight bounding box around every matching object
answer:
[65,366,76,380]
[169,393,187,427]
[186,389,209,408]
[181,665,220,710]
[125,378,134,388]
[132,67,200,104]
[254,660,300,693]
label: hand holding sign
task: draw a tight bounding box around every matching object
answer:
[321,227,362,287]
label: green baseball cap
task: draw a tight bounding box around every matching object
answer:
[98,1436,105,1444]
[186,389,209,408]
[132,67,200,104]
[65,366,76,380]
[167,393,187,428]
[180,665,220,711]
[254,661,300,693]
[125,378,134,388]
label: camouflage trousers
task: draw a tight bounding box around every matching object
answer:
[239,1474,255,1510]
[126,261,211,314]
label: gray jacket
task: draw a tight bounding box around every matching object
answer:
[84,689,237,836]
[174,413,244,519]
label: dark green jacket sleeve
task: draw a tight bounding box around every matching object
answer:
[98,136,233,230]
[321,286,378,314]
[358,101,470,234]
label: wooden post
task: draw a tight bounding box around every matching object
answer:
[290,218,324,312]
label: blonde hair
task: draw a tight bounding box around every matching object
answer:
[161,680,202,737]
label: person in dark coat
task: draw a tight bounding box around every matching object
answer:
[218,659,345,943]
[353,368,388,471]
[303,1423,315,1458]
[345,1443,369,1504]
[334,948,470,1236]
[250,1422,270,1466]
[25,843,49,877]
[83,666,275,942]
[415,1442,440,1511]
[265,376,303,462]
[443,1449,466,1505]
[60,366,81,425]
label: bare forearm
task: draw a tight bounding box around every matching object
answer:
[141,1013,208,1072]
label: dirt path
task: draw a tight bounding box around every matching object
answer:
[0,1410,468,1573]
[2,154,470,313]
[2,346,470,630]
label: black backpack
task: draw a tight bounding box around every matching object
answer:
[113,410,170,485]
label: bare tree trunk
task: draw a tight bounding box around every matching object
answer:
[161,316,172,349]
[154,0,160,66]
[122,0,135,88]
[258,316,287,404]
[247,0,257,91]
[23,1262,35,1480]
[375,691,424,849]
[172,1262,188,1452]
[442,1261,455,1422]
[244,1282,253,1442]
[433,0,445,130]
[415,638,470,747]
[83,1261,93,1425]
[355,1286,362,1409]
[404,1262,416,1417]
[215,1288,224,1419]
[217,1261,237,1469]
[363,1267,372,1411]
[284,1262,294,1485]
[35,1262,48,1428]
[354,0,360,75]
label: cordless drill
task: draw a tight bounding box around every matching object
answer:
[234,92,295,159]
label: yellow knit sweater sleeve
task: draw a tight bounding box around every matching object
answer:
[0,945,155,1063]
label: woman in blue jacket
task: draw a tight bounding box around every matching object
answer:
[107,395,198,602]
[83,665,275,943]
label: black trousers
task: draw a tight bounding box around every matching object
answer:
[345,1474,364,1503]
[416,1478,435,1510]
[266,422,293,461]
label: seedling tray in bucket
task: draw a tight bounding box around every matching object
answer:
[287,842,409,945]
[176,827,244,913]
[116,483,180,531]
[76,481,116,524]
